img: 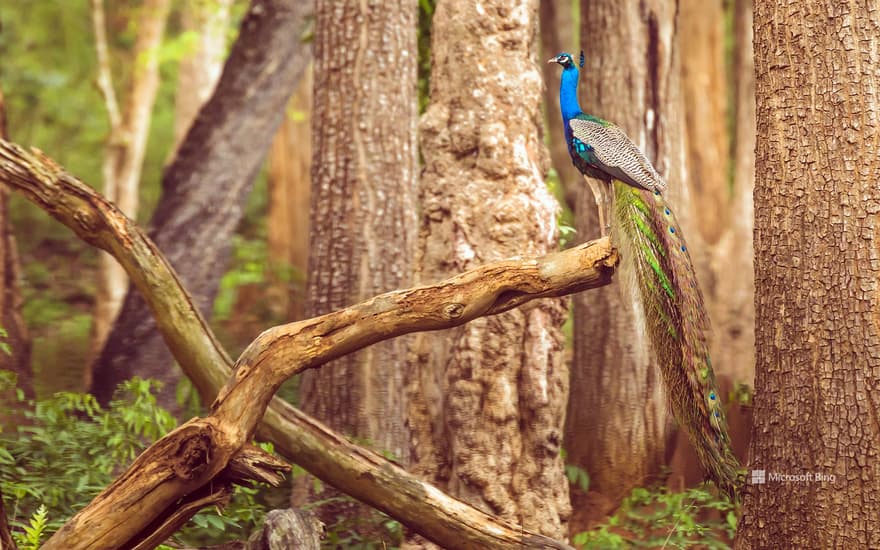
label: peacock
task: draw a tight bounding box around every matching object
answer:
[548,51,742,500]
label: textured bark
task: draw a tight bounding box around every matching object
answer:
[91,0,311,408]
[0,89,31,399]
[566,0,685,525]
[539,0,580,211]
[267,69,312,322]
[408,0,570,540]
[300,0,417,467]
[90,0,171,376]
[737,2,880,548]
[172,0,234,152]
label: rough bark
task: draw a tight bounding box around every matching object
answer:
[737,2,880,548]
[0,89,31,399]
[172,0,234,152]
[267,69,312,322]
[90,0,171,376]
[409,0,570,540]
[566,0,686,527]
[0,138,604,549]
[91,0,311,408]
[539,0,580,211]
[299,0,417,471]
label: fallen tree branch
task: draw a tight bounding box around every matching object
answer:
[0,140,615,549]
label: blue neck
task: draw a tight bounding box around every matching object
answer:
[559,66,582,121]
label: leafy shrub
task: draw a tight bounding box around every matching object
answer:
[572,485,737,549]
[0,375,269,546]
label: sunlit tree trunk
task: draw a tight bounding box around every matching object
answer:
[566,0,684,528]
[0,88,31,401]
[172,0,234,152]
[737,2,880,547]
[295,1,418,529]
[406,0,569,543]
[667,0,756,490]
[680,0,729,245]
[267,68,312,323]
[89,0,171,385]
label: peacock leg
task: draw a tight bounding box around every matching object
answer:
[584,177,612,237]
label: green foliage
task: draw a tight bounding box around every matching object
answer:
[0,377,176,535]
[417,0,436,112]
[12,504,49,550]
[572,485,737,549]
[0,377,271,546]
[565,463,590,494]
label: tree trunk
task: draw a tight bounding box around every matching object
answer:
[172,0,234,152]
[267,68,312,323]
[89,0,171,382]
[667,0,756,491]
[407,0,569,541]
[0,89,31,400]
[297,0,417,518]
[90,0,311,409]
[566,0,684,527]
[737,2,880,548]
[679,0,729,245]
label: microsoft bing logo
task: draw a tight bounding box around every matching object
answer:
[750,469,766,484]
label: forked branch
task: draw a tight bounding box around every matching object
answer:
[0,139,615,549]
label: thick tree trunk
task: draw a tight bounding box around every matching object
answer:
[0,89,31,399]
[90,0,311,408]
[566,0,685,527]
[737,2,880,548]
[90,0,171,379]
[408,0,570,541]
[297,3,417,529]
[267,69,312,323]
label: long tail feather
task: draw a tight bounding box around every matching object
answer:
[613,180,743,500]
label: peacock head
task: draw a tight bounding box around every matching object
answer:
[547,51,585,70]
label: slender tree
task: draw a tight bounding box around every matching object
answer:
[738,3,880,547]
[0,88,31,399]
[565,0,685,524]
[407,0,570,540]
[171,0,234,152]
[298,0,417,485]
[267,69,312,323]
[89,0,171,376]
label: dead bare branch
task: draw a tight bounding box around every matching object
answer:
[0,139,612,549]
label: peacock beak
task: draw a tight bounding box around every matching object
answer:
[547,57,558,64]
